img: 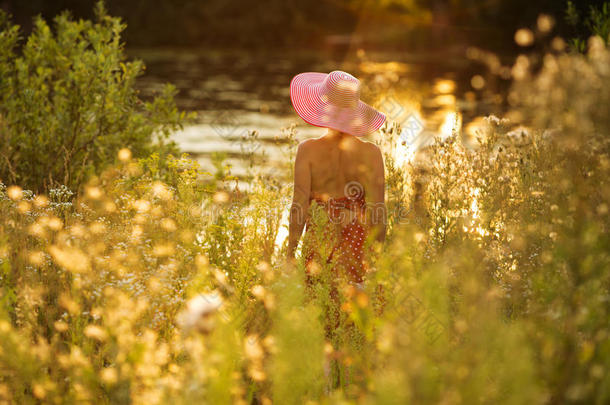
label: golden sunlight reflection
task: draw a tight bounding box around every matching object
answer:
[439,111,462,138]
[433,94,456,107]
[274,205,290,254]
[359,61,410,75]
[464,116,487,145]
[394,109,425,168]
[434,79,456,94]
[463,188,490,238]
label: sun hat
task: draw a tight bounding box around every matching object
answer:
[290,70,386,137]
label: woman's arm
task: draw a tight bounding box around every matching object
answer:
[287,141,311,259]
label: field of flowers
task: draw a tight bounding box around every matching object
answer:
[1,20,610,405]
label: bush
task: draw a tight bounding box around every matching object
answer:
[0,2,185,193]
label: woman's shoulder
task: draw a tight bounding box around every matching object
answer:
[356,138,382,154]
[296,138,316,152]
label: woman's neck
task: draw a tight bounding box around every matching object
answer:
[325,129,347,140]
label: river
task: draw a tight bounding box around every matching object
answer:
[129,47,506,190]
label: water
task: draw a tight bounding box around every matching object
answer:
[129,48,504,188]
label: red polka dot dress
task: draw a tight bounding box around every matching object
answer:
[303,193,368,284]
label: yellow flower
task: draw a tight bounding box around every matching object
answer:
[244,336,264,360]
[118,148,132,162]
[100,367,118,385]
[84,325,108,342]
[7,185,23,200]
[49,245,90,274]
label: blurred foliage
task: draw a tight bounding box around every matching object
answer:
[0,2,188,193]
[0,0,608,51]
[565,1,610,52]
[1,0,357,48]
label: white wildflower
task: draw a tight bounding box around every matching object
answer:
[178,291,223,334]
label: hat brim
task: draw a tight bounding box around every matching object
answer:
[290,72,386,137]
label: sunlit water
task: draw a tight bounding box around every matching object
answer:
[131,48,503,184]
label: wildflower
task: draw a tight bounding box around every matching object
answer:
[131,225,144,239]
[85,186,103,200]
[100,367,118,384]
[152,181,173,200]
[177,292,223,334]
[151,205,163,218]
[28,251,46,266]
[49,245,90,274]
[454,318,468,334]
[376,326,395,353]
[244,336,264,361]
[179,229,194,243]
[213,268,229,286]
[133,214,147,224]
[133,199,151,213]
[512,55,530,80]
[590,365,604,379]
[551,37,566,52]
[51,320,68,333]
[58,294,80,315]
[17,201,31,213]
[103,201,117,213]
[28,223,46,238]
[471,75,485,90]
[33,195,49,208]
[213,191,230,204]
[118,148,132,162]
[356,292,369,308]
[152,243,176,257]
[537,14,554,33]
[188,205,202,216]
[514,28,534,47]
[263,293,276,310]
[0,321,9,333]
[7,186,22,200]
[32,384,46,399]
[251,285,265,300]
[305,260,321,276]
[160,218,177,232]
[262,335,277,353]
[341,301,353,313]
[256,260,274,282]
[47,217,63,231]
[84,325,108,341]
[195,254,209,268]
[248,364,266,382]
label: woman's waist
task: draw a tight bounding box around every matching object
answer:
[309,194,366,209]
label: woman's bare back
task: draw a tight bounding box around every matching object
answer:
[287,129,386,260]
[307,131,380,202]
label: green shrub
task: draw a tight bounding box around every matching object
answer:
[565,1,610,52]
[0,2,185,192]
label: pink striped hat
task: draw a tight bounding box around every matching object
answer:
[290,70,386,137]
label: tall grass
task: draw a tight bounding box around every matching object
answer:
[1,41,609,404]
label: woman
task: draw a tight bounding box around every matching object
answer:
[286,70,387,284]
